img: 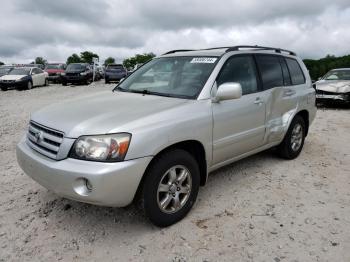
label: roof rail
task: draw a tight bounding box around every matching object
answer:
[162,49,195,55]
[225,45,296,56]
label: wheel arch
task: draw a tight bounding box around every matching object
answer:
[133,140,208,203]
[295,110,309,136]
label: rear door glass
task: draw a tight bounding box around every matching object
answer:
[279,58,292,86]
[256,55,284,90]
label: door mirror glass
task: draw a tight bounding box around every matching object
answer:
[214,82,242,102]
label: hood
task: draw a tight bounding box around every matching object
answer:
[316,80,350,93]
[45,69,64,73]
[31,91,188,138]
[0,74,26,81]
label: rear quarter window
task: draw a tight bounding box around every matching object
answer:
[285,58,305,85]
[256,55,284,90]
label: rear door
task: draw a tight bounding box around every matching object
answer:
[255,55,302,143]
[212,55,266,165]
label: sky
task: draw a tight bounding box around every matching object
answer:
[1,0,350,64]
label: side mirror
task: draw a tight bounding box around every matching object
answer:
[214,82,242,102]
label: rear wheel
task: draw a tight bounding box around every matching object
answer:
[277,115,306,159]
[0,86,7,91]
[141,149,200,227]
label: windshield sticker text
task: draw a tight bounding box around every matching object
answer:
[190,57,217,64]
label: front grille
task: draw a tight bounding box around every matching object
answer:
[27,121,64,159]
[3,80,15,83]
[49,73,57,76]
[66,73,79,76]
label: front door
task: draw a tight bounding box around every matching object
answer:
[212,55,266,165]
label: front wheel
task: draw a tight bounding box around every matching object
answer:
[27,81,32,90]
[0,86,7,91]
[44,78,49,86]
[277,115,306,159]
[141,149,200,227]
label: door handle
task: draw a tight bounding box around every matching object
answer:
[283,89,296,97]
[254,97,264,105]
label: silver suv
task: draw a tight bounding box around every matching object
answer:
[17,46,316,227]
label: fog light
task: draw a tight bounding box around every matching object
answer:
[73,177,93,196]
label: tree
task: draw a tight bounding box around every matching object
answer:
[35,57,47,65]
[80,51,99,64]
[303,54,350,80]
[123,53,156,70]
[66,53,82,64]
[0,61,4,66]
[104,57,115,66]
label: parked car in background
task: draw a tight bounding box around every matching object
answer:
[104,64,127,83]
[61,63,93,86]
[0,65,14,77]
[0,67,48,91]
[315,68,350,104]
[18,64,45,70]
[45,63,66,83]
[16,45,316,227]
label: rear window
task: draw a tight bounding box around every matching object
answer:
[285,58,305,85]
[279,58,292,86]
[256,55,284,90]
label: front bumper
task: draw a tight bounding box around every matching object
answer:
[0,80,27,89]
[105,74,126,81]
[16,138,152,207]
[48,75,61,81]
[62,75,88,83]
[316,92,350,102]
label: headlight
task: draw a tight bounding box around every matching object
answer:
[61,72,66,76]
[80,72,87,76]
[69,133,131,162]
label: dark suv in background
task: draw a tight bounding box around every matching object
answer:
[104,64,127,83]
[61,63,93,86]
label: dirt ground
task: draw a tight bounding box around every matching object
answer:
[0,82,349,262]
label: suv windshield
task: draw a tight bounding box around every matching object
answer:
[115,56,218,99]
[323,70,350,80]
[66,64,85,71]
[9,68,30,75]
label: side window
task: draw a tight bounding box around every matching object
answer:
[216,55,258,95]
[256,55,284,90]
[31,68,37,75]
[285,58,305,85]
[37,68,43,74]
[279,58,291,86]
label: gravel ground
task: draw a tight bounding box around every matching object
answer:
[0,82,349,262]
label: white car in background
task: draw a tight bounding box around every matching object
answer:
[0,67,49,91]
[315,68,350,104]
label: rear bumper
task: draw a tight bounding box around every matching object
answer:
[16,137,152,207]
[62,75,89,83]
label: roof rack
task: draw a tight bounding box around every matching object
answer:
[161,45,296,56]
[225,45,296,56]
[162,49,195,55]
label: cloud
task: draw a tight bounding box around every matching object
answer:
[0,0,350,63]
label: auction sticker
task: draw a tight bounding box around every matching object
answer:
[190,57,217,63]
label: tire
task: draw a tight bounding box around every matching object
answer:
[0,86,7,91]
[44,78,49,86]
[141,149,200,227]
[62,81,67,86]
[27,81,32,90]
[277,115,306,159]
[105,79,109,84]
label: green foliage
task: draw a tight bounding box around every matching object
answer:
[66,53,83,64]
[0,61,4,66]
[80,51,99,64]
[123,53,156,70]
[34,57,47,65]
[104,57,115,66]
[303,54,350,80]
[66,51,99,65]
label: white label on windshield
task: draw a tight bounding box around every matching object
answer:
[190,57,217,63]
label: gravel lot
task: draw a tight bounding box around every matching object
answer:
[0,82,349,262]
